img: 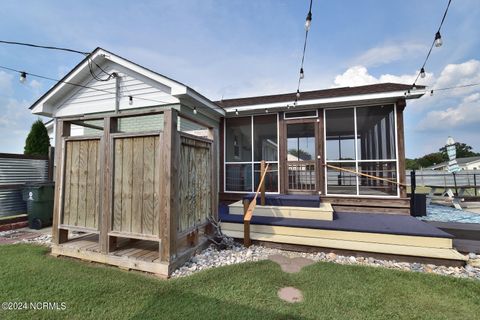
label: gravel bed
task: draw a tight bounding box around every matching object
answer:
[171,243,480,280]
[420,204,480,223]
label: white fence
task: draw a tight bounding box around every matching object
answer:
[406,170,479,189]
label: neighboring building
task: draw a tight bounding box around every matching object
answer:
[426,156,480,171]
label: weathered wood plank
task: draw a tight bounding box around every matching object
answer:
[142,136,155,236]
[63,141,72,225]
[69,140,80,226]
[131,137,144,234]
[77,140,88,227]
[153,133,161,237]
[85,140,98,229]
[113,139,123,232]
[121,138,133,233]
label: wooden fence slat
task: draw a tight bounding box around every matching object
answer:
[121,138,133,233]
[85,140,97,229]
[142,136,155,236]
[63,142,72,225]
[94,140,101,229]
[70,140,80,226]
[153,134,161,237]
[113,139,123,231]
[77,140,88,227]
[131,137,144,234]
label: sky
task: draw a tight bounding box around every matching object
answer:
[0,0,479,158]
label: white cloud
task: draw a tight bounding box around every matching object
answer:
[418,92,480,130]
[0,71,14,96]
[353,43,427,67]
[333,65,435,88]
[433,59,480,96]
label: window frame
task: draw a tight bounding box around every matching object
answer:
[224,113,280,193]
[324,104,400,198]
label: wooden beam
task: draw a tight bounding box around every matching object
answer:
[317,108,325,195]
[396,99,407,198]
[100,117,117,253]
[52,120,70,245]
[159,109,179,262]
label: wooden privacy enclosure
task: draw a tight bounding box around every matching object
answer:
[52,109,218,276]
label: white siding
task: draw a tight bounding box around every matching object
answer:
[55,61,179,117]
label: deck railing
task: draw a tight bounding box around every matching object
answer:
[243,160,269,247]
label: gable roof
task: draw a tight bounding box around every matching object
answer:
[29,47,224,117]
[216,83,425,109]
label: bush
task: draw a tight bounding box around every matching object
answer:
[24,119,50,156]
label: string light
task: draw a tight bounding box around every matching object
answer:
[434,31,443,47]
[235,109,239,115]
[300,68,304,79]
[411,0,451,89]
[19,71,27,83]
[296,89,300,98]
[128,95,133,105]
[193,107,198,114]
[305,10,312,31]
[265,108,269,113]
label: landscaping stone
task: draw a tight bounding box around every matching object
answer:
[268,254,314,273]
[171,243,480,281]
[277,287,303,303]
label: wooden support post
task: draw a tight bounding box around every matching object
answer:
[243,199,250,216]
[47,146,55,181]
[100,117,117,253]
[260,160,266,206]
[396,99,407,198]
[159,109,178,262]
[244,220,251,247]
[52,120,70,245]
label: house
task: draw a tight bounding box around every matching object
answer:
[30,48,466,277]
[426,156,480,171]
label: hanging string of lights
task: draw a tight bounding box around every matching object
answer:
[290,0,313,108]
[411,0,452,89]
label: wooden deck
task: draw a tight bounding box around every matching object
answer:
[51,234,169,276]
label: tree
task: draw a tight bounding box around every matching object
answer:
[288,149,312,160]
[24,119,51,156]
[406,158,420,170]
[439,142,480,160]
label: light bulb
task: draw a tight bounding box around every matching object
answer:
[128,96,133,105]
[300,68,304,79]
[305,11,312,31]
[296,89,300,98]
[434,31,442,47]
[235,109,239,116]
[420,67,425,78]
[193,107,197,115]
[265,108,269,113]
[19,72,27,83]
[430,90,434,96]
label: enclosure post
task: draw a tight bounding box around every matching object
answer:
[260,160,266,206]
[410,170,416,216]
[159,109,178,263]
[100,117,117,253]
[475,173,478,196]
[47,146,55,181]
[52,120,70,245]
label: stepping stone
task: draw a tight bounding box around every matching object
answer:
[278,287,303,303]
[268,254,314,273]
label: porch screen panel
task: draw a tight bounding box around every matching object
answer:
[287,123,316,191]
[325,105,398,197]
[225,115,278,193]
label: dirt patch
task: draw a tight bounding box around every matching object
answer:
[0,231,40,245]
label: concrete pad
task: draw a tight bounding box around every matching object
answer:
[268,254,315,273]
[278,287,303,303]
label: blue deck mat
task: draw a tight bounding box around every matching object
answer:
[242,194,320,207]
[219,210,453,239]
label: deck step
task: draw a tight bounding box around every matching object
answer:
[221,222,467,262]
[228,201,333,221]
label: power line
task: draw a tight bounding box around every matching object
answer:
[429,82,480,96]
[0,40,90,55]
[412,0,452,87]
[0,64,227,111]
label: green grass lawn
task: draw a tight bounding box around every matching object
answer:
[1,244,480,320]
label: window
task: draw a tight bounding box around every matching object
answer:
[224,115,278,192]
[325,105,398,196]
[284,110,318,119]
